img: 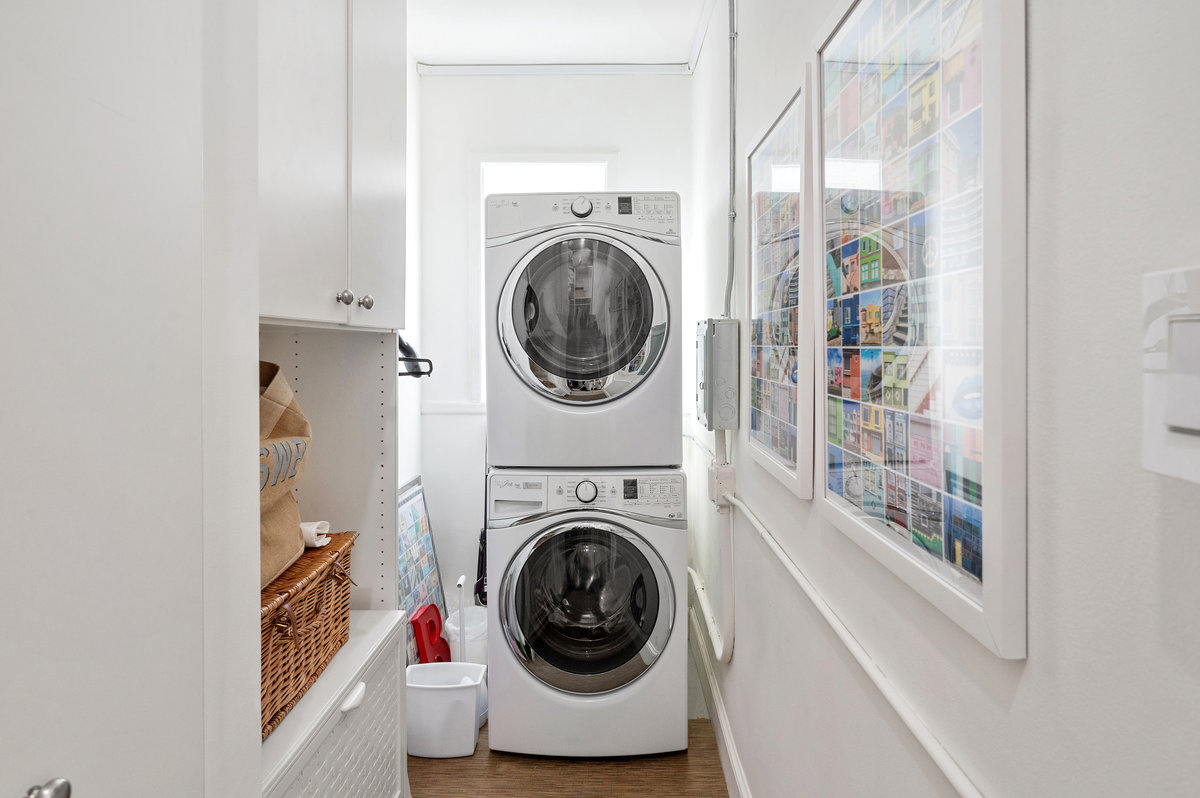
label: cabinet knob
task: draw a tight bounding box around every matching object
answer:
[357,294,374,310]
[335,289,355,305]
[24,779,71,798]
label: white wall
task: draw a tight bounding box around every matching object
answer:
[687,0,1200,796]
[418,73,692,591]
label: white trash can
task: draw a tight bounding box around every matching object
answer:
[444,605,488,666]
[406,662,487,758]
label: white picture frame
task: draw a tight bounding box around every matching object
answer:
[746,79,816,500]
[811,0,1026,658]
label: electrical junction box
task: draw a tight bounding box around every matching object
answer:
[696,318,739,431]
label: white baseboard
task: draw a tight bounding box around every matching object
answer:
[688,603,752,798]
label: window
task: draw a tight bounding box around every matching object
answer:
[482,161,609,197]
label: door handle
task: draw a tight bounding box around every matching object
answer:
[24,778,70,798]
[339,681,367,713]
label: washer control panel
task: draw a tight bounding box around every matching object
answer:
[549,473,684,518]
[488,470,686,521]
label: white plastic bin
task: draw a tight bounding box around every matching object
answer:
[444,605,488,666]
[406,662,487,758]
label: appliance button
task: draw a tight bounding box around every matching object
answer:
[575,480,599,503]
[570,196,594,217]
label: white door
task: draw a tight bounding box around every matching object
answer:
[497,518,675,694]
[259,0,351,325]
[348,0,407,330]
[0,3,259,796]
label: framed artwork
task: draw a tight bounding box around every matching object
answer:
[747,83,815,498]
[814,0,1026,658]
[397,476,448,665]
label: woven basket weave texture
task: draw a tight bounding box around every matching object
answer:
[261,531,357,739]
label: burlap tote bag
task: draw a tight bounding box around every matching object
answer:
[260,361,312,587]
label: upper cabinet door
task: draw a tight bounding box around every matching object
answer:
[349,0,407,330]
[259,0,350,325]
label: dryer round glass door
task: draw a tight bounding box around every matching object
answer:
[498,233,669,404]
[500,519,675,694]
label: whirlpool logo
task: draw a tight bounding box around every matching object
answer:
[496,479,543,490]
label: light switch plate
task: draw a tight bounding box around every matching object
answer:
[1142,266,1200,483]
[1165,315,1200,434]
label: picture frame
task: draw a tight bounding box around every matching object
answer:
[397,476,448,665]
[746,80,816,499]
[812,0,1026,658]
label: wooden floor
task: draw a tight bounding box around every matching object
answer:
[408,719,728,797]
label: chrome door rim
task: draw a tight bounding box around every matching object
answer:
[497,231,669,405]
[499,519,675,695]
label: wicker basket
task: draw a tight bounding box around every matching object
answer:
[260,531,357,739]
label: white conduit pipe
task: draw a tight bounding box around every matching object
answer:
[722,494,984,798]
[722,0,738,318]
[687,505,734,663]
[689,431,734,662]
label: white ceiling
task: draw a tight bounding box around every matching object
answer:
[408,0,716,71]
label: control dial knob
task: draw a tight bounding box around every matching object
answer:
[575,480,599,503]
[570,196,593,218]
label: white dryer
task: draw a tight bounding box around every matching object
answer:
[485,192,682,468]
[485,468,687,756]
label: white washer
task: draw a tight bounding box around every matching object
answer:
[485,192,682,468]
[485,468,687,756]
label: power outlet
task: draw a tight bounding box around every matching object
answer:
[708,464,736,506]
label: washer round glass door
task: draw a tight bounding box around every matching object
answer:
[500,519,675,694]
[498,233,669,404]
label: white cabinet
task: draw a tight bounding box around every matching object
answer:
[348,0,407,329]
[259,0,406,330]
[4,0,261,794]
[262,611,408,798]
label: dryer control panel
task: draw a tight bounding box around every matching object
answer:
[486,192,680,239]
[488,470,686,521]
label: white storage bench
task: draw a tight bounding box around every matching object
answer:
[262,610,408,798]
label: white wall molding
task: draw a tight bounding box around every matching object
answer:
[686,0,720,73]
[417,62,692,76]
[724,495,984,798]
[414,0,717,80]
[688,595,752,798]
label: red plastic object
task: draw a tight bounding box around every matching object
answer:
[411,604,452,663]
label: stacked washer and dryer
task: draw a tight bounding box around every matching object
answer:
[483,192,688,756]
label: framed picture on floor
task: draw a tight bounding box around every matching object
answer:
[813,0,1026,658]
[397,476,448,665]
[747,80,815,499]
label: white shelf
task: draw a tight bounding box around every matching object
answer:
[261,610,406,795]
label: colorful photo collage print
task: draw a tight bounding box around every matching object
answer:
[821,0,985,583]
[397,479,447,664]
[749,94,804,470]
